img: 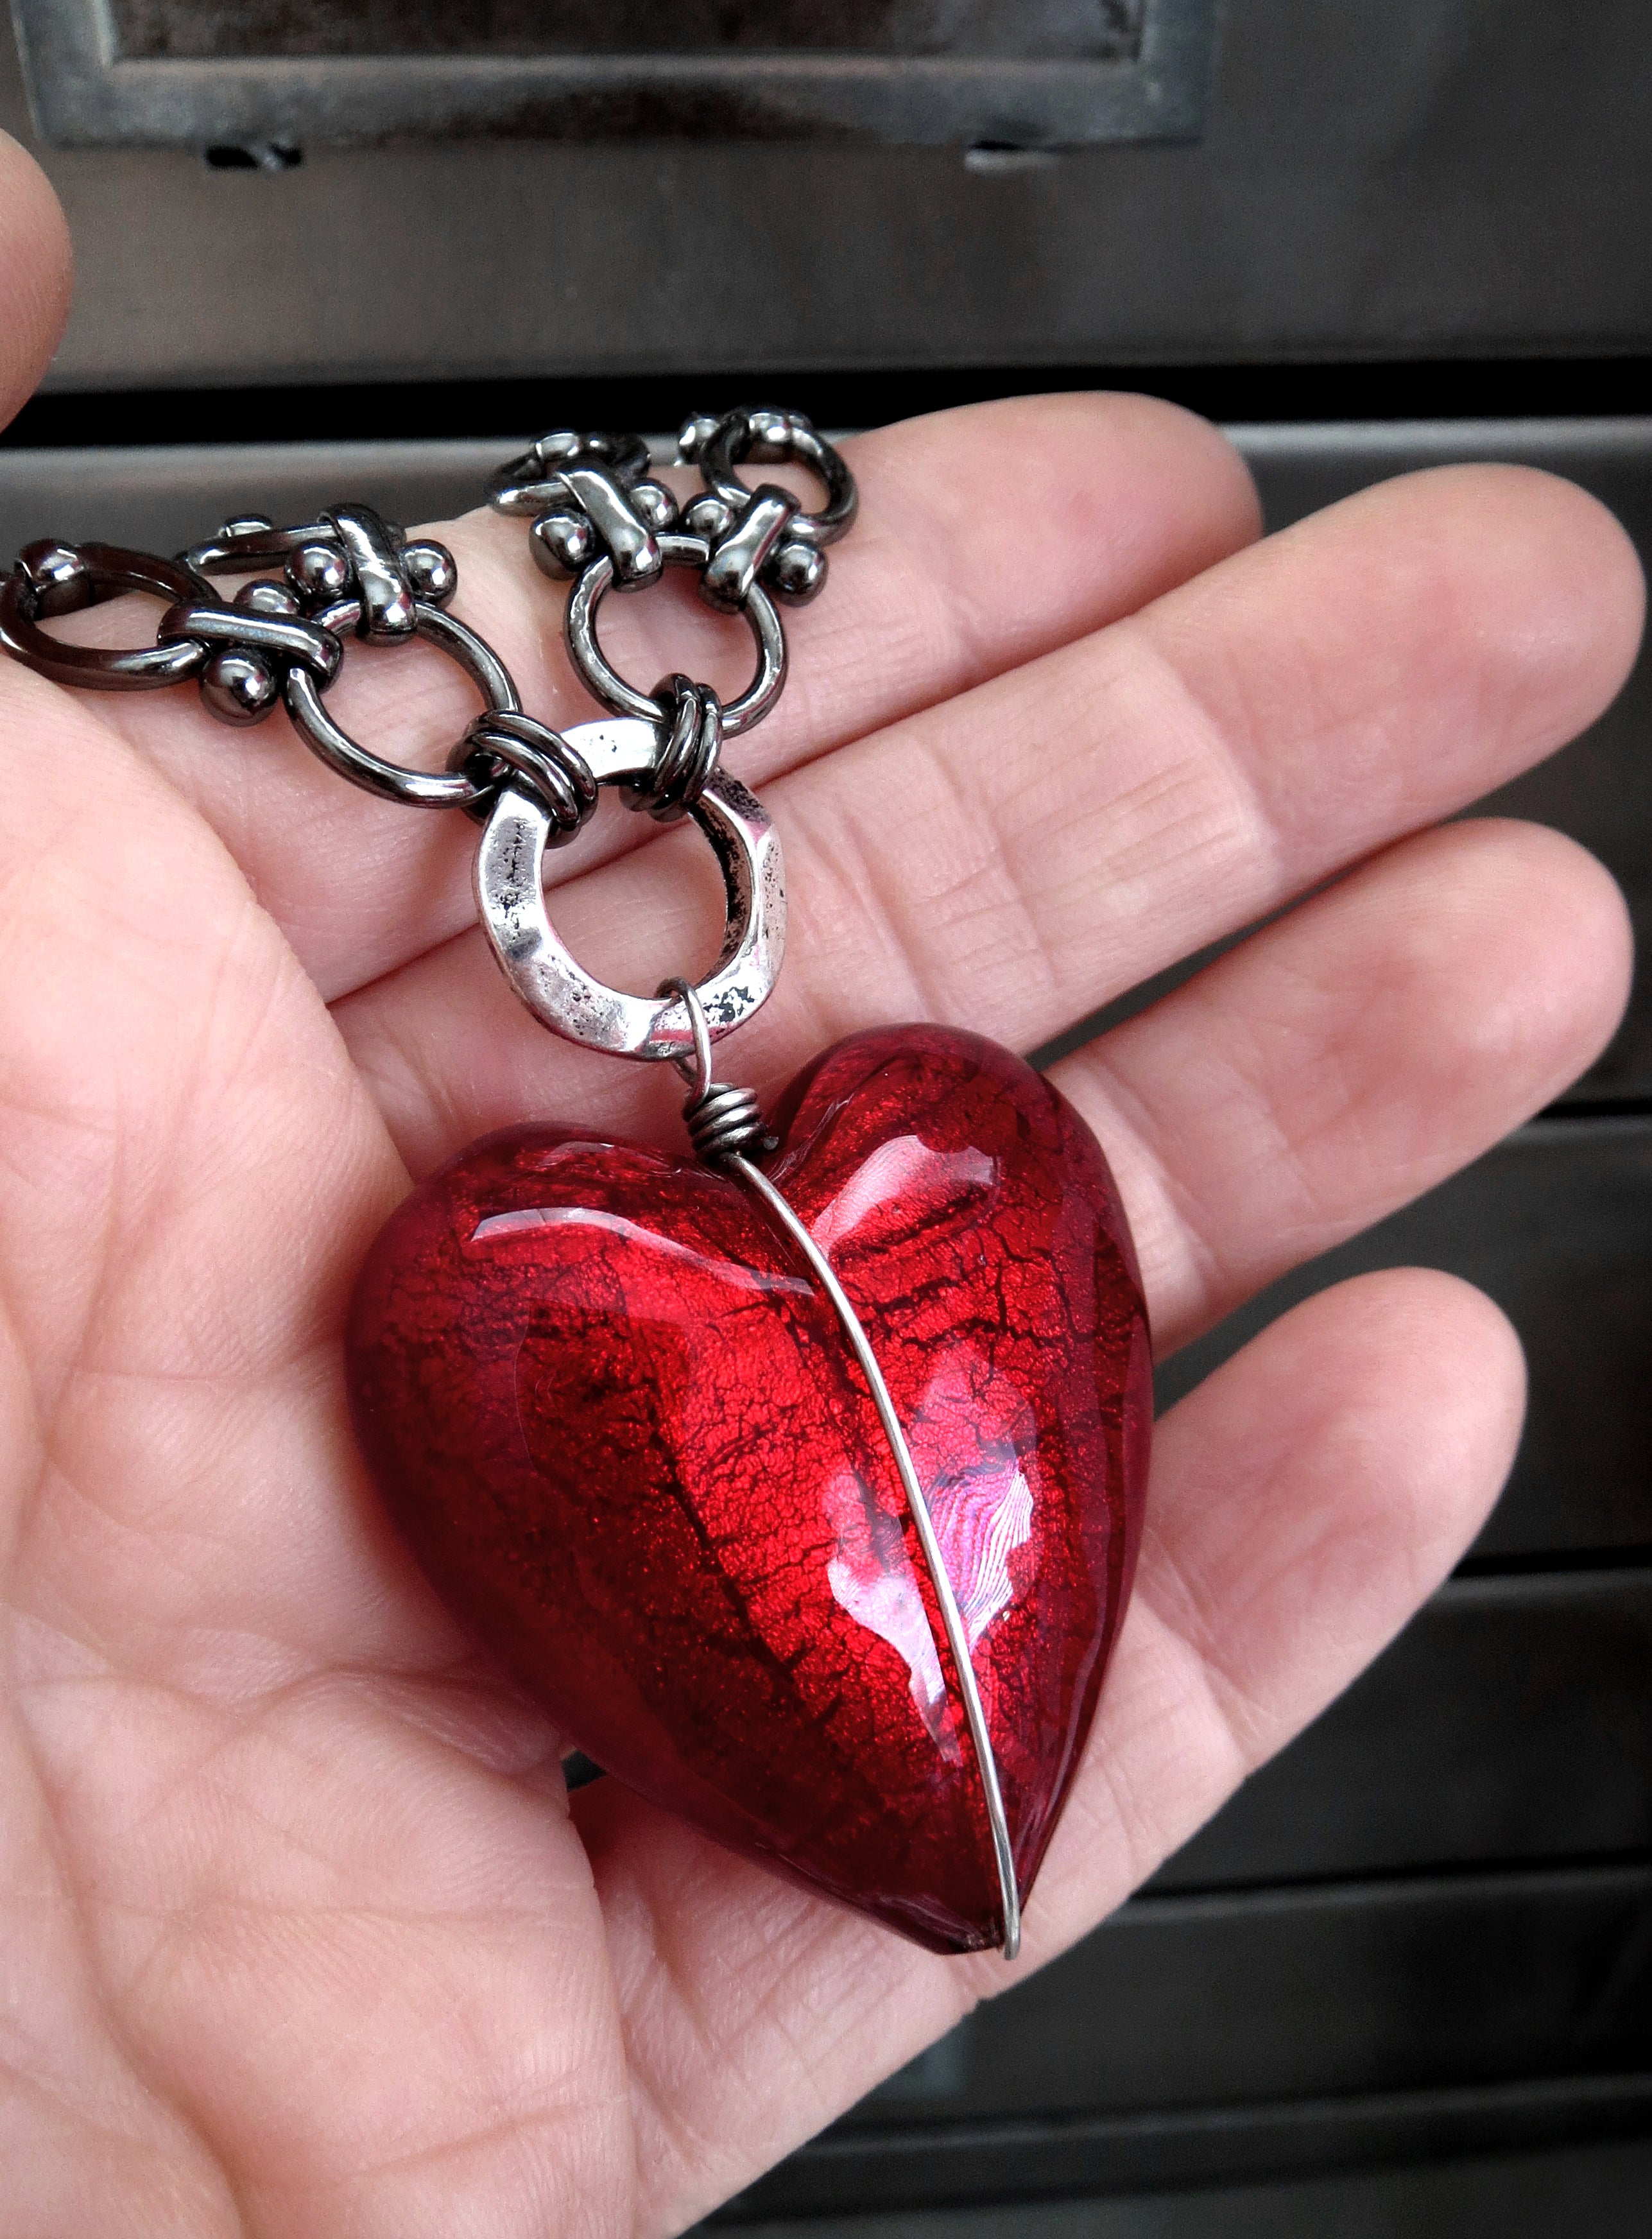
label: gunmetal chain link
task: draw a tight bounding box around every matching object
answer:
[634,673,723,823]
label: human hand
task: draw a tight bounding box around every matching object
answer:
[0,143,1642,2237]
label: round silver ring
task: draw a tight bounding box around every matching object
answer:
[565,532,786,738]
[474,715,786,1060]
[284,597,519,809]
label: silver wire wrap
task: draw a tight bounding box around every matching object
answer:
[660,975,775,1161]
[660,978,1022,1960]
[684,1080,774,1162]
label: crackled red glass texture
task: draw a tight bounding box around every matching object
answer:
[347,1026,1152,1953]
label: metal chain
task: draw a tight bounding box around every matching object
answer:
[678,406,858,608]
[0,411,854,831]
[0,409,853,1059]
[631,674,723,823]
[452,709,599,840]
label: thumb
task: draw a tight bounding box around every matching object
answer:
[0,132,71,430]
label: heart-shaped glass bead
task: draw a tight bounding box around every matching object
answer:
[347,1026,1151,1953]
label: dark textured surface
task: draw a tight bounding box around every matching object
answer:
[718,2133,1652,2234]
[107,1,1145,62]
[719,1867,1652,2217]
[1157,1118,1652,1562]
[4,2,1648,387]
[23,0,1200,151]
[347,1026,1151,1951]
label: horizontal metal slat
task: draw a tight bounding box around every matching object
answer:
[8,4,1651,386]
[1157,1116,1652,1560]
[1152,1567,1652,1890]
[713,2120,1652,2231]
[841,1863,1652,2129]
[718,1862,1652,2217]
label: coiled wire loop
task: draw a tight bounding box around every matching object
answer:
[659,976,774,1163]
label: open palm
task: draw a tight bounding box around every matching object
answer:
[0,150,1643,2237]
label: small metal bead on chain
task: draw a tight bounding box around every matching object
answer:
[17,539,92,616]
[679,407,854,609]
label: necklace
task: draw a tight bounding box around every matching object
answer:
[0,408,1151,1958]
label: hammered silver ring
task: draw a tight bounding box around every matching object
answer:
[474,714,786,1059]
[564,532,786,738]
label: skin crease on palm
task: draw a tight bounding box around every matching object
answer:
[0,135,1645,2239]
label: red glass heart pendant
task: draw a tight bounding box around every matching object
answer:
[347,1025,1151,1953]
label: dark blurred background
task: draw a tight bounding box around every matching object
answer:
[4,4,1650,2231]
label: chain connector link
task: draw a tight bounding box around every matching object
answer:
[628,674,722,823]
[678,407,856,608]
[452,709,599,840]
